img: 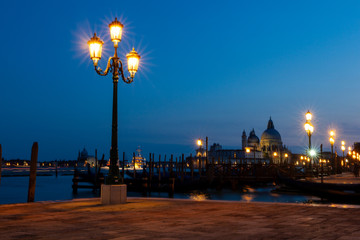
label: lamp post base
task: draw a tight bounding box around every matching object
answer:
[101,184,127,204]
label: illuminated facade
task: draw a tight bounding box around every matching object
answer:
[202,117,291,164]
[77,147,95,166]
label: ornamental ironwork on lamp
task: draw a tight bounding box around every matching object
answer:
[87,17,141,184]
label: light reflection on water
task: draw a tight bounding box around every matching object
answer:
[0,175,326,205]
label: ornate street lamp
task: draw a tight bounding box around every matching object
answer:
[88,18,141,184]
[304,110,314,167]
[341,141,346,169]
[304,111,314,148]
[329,130,335,174]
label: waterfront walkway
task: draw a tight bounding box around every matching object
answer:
[313,172,360,184]
[1,198,360,240]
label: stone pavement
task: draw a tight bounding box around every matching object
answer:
[1,198,360,240]
[313,172,360,184]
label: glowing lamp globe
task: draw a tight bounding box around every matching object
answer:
[126,48,141,78]
[341,141,345,146]
[109,18,124,45]
[305,111,312,121]
[197,139,203,146]
[304,123,313,134]
[309,149,316,157]
[329,137,335,145]
[245,148,250,153]
[88,33,104,66]
[309,124,314,133]
[341,145,346,151]
[330,130,335,137]
[304,122,310,131]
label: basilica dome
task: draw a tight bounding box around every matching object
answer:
[260,117,283,153]
[248,129,260,144]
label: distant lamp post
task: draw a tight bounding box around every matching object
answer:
[273,152,277,163]
[87,18,141,184]
[309,149,316,166]
[341,141,346,169]
[329,130,335,174]
[197,139,203,148]
[319,159,325,183]
[284,153,289,164]
[304,111,314,167]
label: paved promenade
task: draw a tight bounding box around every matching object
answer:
[1,197,360,240]
[313,172,360,184]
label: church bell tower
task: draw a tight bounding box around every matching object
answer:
[242,130,247,150]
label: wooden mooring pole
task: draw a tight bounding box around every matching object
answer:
[181,154,184,183]
[55,160,58,178]
[158,154,161,186]
[190,153,193,181]
[27,142,38,203]
[163,155,166,178]
[170,154,173,175]
[133,152,136,179]
[122,152,125,182]
[0,144,2,185]
[175,157,178,177]
[169,154,174,195]
[152,153,155,180]
[198,155,201,177]
[95,149,98,184]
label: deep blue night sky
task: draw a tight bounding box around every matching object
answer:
[1,0,360,161]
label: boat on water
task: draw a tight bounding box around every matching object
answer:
[277,169,360,203]
[102,147,146,172]
[131,147,146,170]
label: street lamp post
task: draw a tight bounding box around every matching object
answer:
[320,159,324,183]
[197,139,203,176]
[329,130,335,174]
[273,152,277,164]
[88,18,141,184]
[304,111,314,167]
[341,141,346,171]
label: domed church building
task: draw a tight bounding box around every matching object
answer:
[260,117,286,157]
[205,117,291,165]
[242,129,260,150]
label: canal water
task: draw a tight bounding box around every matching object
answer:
[0,174,319,205]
